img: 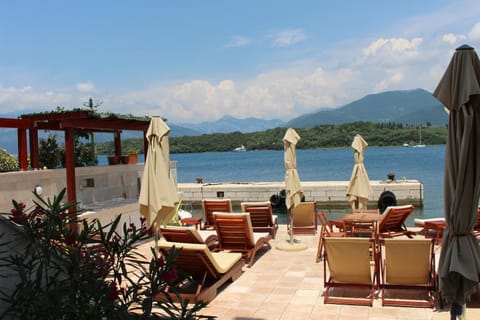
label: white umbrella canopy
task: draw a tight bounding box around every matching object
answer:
[283,128,304,211]
[346,134,373,210]
[139,117,179,233]
[433,45,480,315]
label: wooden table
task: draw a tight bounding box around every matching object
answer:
[423,220,446,244]
[341,213,383,238]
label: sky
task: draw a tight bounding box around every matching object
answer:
[1,0,480,124]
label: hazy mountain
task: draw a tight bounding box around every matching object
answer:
[0,88,448,154]
[286,88,448,128]
[179,115,286,134]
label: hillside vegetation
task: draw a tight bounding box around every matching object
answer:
[95,121,447,154]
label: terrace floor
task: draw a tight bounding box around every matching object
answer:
[137,225,480,320]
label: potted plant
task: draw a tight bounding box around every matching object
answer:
[107,155,120,165]
[127,148,139,164]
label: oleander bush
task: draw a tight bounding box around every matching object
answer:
[0,189,210,320]
[0,148,18,172]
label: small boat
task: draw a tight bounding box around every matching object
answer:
[414,126,426,148]
[233,145,247,152]
[403,143,409,147]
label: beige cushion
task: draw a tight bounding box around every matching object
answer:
[158,241,242,274]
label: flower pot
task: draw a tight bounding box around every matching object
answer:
[107,156,120,165]
[127,153,138,164]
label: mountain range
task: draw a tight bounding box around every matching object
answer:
[174,88,447,135]
[0,88,448,153]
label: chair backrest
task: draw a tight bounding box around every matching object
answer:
[240,201,274,227]
[212,212,255,249]
[202,199,233,227]
[383,238,433,285]
[317,211,333,235]
[291,202,317,227]
[378,204,414,233]
[159,226,204,244]
[324,237,373,284]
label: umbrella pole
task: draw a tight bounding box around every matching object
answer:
[290,220,294,244]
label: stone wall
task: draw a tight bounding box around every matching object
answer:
[0,164,145,213]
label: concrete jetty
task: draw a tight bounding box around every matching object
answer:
[177,179,423,208]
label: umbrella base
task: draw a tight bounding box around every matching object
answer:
[276,239,308,251]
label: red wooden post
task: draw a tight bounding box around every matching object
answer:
[17,128,28,170]
[114,131,121,157]
[64,127,77,208]
[29,128,39,169]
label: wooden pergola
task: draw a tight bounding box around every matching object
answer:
[0,111,150,207]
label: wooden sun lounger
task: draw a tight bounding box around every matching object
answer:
[159,226,218,249]
[240,201,278,239]
[212,212,272,267]
[201,199,233,229]
[378,204,416,238]
[157,241,244,303]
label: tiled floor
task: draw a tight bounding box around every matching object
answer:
[139,225,479,320]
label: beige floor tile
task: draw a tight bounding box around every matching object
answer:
[141,226,480,320]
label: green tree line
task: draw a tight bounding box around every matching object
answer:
[96,122,447,155]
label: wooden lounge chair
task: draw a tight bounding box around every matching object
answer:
[380,238,436,307]
[240,201,278,239]
[201,199,233,229]
[212,212,272,267]
[287,201,318,234]
[157,241,244,303]
[159,226,218,249]
[323,237,377,306]
[315,211,345,262]
[378,204,416,238]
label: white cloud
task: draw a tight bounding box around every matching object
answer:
[225,36,250,47]
[270,29,307,47]
[0,84,73,111]
[2,20,478,124]
[442,33,467,45]
[373,70,405,93]
[363,37,423,58]
[76,82,95,92]
[468,22,480,41]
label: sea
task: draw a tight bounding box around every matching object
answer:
[99,145,447,223]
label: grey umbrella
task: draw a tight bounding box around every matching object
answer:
[433,45,480,317]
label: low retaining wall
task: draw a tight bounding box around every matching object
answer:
[177,179,424,208]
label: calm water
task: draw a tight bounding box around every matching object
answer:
[99,145,446,222]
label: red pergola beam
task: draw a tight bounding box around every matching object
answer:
[61,118,149,131]
[1,113,150,210]
[0,118,30,129]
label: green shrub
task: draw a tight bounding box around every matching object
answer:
[0,148,18,172]
[0,189,209,319]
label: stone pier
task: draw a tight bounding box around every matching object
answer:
[177,179,423,208]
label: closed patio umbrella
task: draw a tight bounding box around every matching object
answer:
[139,117,179,241]
[346,134,372,210]
[283,128,304,244]
[433,44,480,318]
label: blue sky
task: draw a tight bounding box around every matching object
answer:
[1,0,480,124]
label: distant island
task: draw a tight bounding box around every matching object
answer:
[95,121,447,154]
